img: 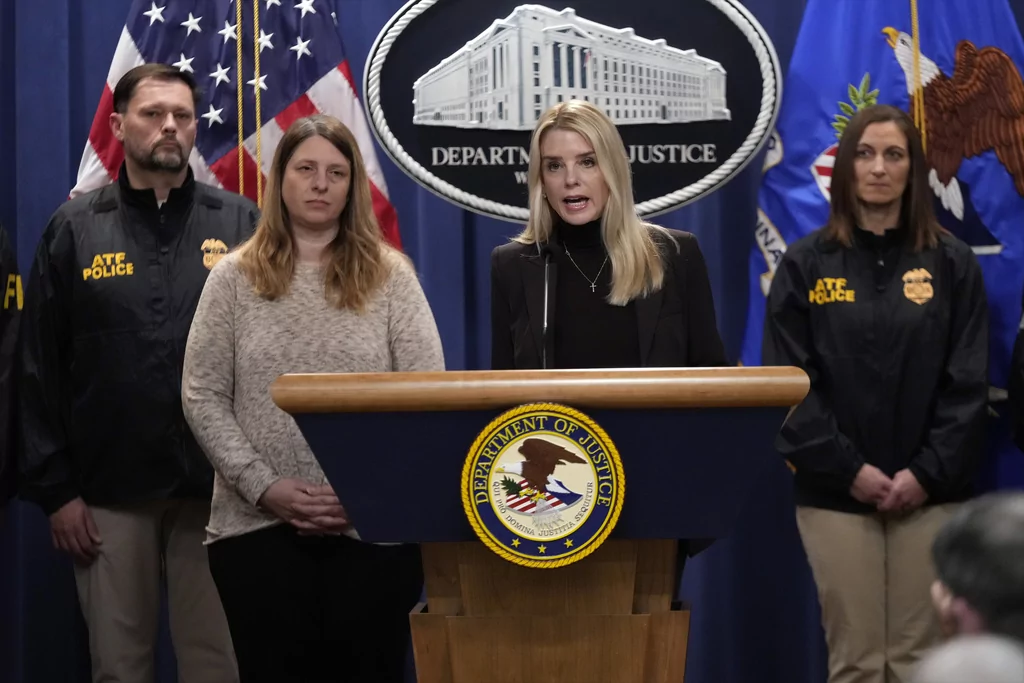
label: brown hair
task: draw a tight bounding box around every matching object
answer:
[824,104,942,251]
[112,63,201,114]
[236,114,390,311]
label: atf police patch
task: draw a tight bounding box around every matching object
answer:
[461,403,624,568]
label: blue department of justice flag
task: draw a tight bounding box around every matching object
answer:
[741,0,1024,396]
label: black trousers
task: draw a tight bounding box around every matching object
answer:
[207,524,423,683]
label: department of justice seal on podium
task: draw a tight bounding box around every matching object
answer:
[461,403,625,568]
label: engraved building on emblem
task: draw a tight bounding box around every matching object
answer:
[412,5,730,131]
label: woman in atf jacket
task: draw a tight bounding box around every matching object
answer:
[762,105,988,683]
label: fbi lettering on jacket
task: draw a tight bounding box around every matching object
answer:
[808,277,855,305]
[83,252,134,281]
[3,274,22,310]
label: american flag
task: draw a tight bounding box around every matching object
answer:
[72,0,401,247]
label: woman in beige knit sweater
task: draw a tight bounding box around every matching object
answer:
[181,114,444,683]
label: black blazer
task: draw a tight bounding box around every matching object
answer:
[490,228,727,370]
[1006,285,1024,452]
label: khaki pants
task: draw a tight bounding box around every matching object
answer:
[797,504,958,683]
[73,500,238,683]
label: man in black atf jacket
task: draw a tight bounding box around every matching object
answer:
[0,223,20,515]
[18,64,257,683]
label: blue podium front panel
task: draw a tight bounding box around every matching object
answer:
[294,405,787,544]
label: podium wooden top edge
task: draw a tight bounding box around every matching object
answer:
[270,366,809,413]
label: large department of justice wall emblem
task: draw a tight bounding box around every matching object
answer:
[365,1,782,222]
[461,403,624,568]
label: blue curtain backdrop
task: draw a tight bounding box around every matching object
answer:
[1,2,1021,682]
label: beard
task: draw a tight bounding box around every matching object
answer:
[126,137,190,174]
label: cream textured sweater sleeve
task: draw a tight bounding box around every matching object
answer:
[181,256,278,507]
[387,253,446,371]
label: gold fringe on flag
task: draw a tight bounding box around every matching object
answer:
[252,0,264,208]
[235,0,245,196]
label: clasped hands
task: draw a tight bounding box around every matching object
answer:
[258,478,349,535]
[850,465,928,514]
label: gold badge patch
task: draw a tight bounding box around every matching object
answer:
[201,239,229,270]
[902,268,933,305]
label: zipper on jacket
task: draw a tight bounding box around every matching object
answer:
[158,210,189,482]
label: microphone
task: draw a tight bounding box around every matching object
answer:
[536,242,553,369]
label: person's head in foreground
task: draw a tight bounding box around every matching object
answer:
[931,492,1024,641]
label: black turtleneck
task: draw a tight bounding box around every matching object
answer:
[117,164,198,251]
[551,218,641,369]
[117,162,196,216]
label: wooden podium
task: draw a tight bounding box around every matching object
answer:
[271,367,809,683]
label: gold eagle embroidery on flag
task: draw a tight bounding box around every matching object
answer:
[884,27,1024,220]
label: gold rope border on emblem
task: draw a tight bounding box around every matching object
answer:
[460,402,626,569]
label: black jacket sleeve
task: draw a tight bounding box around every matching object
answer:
[762,251,865,493]
[677,233,727,366]
[18,214,78,515]
[490,246,516,370]
[907,248,989,499]
[1008,285,1024,452]
[0,224,20,508]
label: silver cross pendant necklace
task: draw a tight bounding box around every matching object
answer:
[563,246,609,293]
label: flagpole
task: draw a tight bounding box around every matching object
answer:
[252,0,264,208]
[910,0,927,151]
[235,0,245,196]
